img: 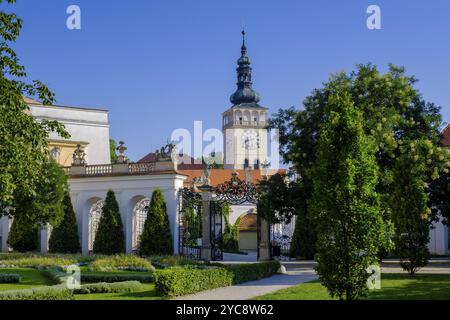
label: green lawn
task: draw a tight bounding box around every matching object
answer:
[0,268,52,291]
[254,274,450,300]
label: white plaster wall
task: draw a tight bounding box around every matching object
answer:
[68,174,186,255]
[428,219,449,255]
[30,105,111,165]
[228,204,256,226]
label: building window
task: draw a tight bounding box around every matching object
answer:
[254,159,260,170]
[88,200,104,252]
[244,158,249,168]
[133,198,150,251]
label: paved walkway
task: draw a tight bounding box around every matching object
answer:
[175,261,318,300]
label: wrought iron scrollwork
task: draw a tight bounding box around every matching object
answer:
[214,172,257,205]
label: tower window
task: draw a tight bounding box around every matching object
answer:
[254,159,260,170]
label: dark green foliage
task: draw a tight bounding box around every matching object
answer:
[311,87,385,300]
[390,140,446,274]
[270,65,449,267]
[258,174,316,259]
[7,160,67,253]
[0,274,20,283]
[81,274,153,283]
[49,192,81,254]
[154,267,233,297]
[93,190,125,254]
[0,285,74,300]
[0,0,68,213]
[139,189,173,256]
[110,139,118,163]
[7,215,38,253]
[289,211,315,259]
[257,173,294,224]
[220,202,239,252]
[74,281,144,295]
[183,204,202,246]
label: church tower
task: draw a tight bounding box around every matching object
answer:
[223,31,269,170]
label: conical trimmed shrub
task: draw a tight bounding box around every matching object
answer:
[7,214,38,253]
[93,190,125,254]
[49,192,81,253]
[139,189,173,256]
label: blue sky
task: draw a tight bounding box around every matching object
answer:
[8,0,450,161]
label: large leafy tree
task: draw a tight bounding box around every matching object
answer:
[257,173,316,259]
[269,64,449,260]
[49,191,81,254]
[0,0,68,223]
[93,190,125,254]
[390,140,448,274]
[311,86,385,300]
[139,189,173,256]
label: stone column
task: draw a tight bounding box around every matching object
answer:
[40,224,51,254]
[258,218,271,261]
[200,188,213,261]
[1,216,12,252]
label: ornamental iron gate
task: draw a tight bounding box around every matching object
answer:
[179,172,260,261]
[269,217,296,260]
[214,172,258,261]
[178,188,202,260]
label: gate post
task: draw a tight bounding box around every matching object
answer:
[199,186,213,261]
[258,218,271,261]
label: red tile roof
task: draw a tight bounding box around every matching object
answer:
[238,213,257,231]
[178,168,285,187]
[441,124,450,148]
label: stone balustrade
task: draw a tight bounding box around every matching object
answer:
[63,161,176,177]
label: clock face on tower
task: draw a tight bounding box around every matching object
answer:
[241,129,259,150]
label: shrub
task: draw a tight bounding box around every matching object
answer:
[81,274,153,283]
[74,281,143,294]
[225,261,281,284]
[49,192,81,254]
[7,215,39,253]
[0,274,21,283]
[150,255,197,269]
[154,267,233,297]
[139,189,173,256]
[0,285,74,300]
[89,255,154,272]
[93,190,125,254]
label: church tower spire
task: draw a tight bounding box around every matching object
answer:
[223,31,268,170]
[230,30,261,106]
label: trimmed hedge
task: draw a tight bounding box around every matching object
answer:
[81,273,153,283]
[0,285,74,300]
[226,261,281,284]
[74,281,143,294]
[0,274,21,283]
[154,267,233,297]
[154,261,281,297]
